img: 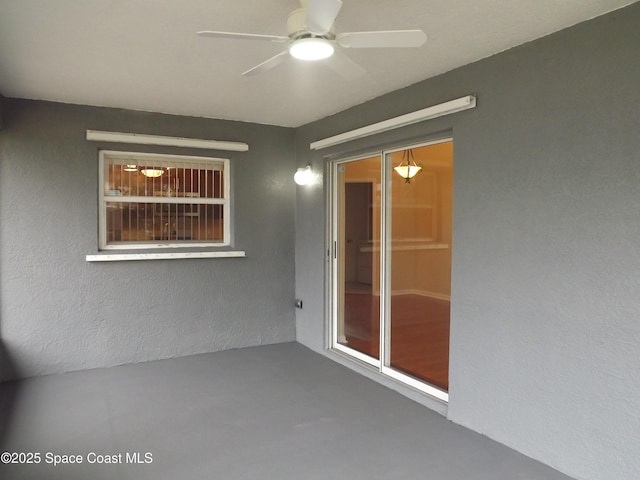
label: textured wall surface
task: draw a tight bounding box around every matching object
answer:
[294,4,640,480]
[0,94,5,129]
[0,100,296,380]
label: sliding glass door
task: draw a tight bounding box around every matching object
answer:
[331,140,453,400]
[332,155,381,364]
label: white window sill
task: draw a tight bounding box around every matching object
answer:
[86,251,246,262]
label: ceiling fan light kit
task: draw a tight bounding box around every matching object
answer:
[197,0,426,78]
[289,38,335,61]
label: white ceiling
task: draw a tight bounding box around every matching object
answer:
[0,0,635,127]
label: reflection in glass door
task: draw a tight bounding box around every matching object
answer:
[331,140,453,400]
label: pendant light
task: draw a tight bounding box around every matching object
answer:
[393,149,422,183]
[140,167,164,178]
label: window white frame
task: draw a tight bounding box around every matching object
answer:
[98,150,230,250]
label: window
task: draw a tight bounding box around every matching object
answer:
[99,150,230,250]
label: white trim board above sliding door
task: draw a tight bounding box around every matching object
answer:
[310,95,475,150]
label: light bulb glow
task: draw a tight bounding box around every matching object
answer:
[294,166,314,185]
[289,38,334,61]
[393,164,422,179]
[140,168,164,178]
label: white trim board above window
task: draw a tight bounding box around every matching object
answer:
[86,130,249,152]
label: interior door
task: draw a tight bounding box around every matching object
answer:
[344,183,372,284]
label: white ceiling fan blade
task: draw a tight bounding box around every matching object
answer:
[306,0,343,34]
[324,49,366,80]
[242,50,289,77]
[337,30,426,49]
[197,30,288,43]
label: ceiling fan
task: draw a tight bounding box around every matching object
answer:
[197,0,426,79]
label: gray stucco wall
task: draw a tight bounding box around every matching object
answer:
[0,100,296,380]
[294,5,640,480]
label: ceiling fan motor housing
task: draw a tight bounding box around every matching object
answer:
[287,8,336,40]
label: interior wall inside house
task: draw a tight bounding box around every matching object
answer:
[388,142,453,298]
[0,99,296,380]
[294,4,640,480]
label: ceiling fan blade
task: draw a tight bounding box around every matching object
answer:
[242,50,289,76]
[306,0,343,34]
[337,30,426,49]
[197,30,288,43]
[324,49,366,80]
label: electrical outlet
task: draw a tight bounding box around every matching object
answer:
[295,299,303,309]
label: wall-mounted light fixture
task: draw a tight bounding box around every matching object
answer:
[294,165,314,186]
[140,168,165,178]
[123,164,138,172]
[393,149,422,183]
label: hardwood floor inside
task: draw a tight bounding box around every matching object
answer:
[340,290,450,391]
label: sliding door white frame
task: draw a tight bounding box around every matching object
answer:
[328,138,452,403]
[329,154,381,368]
[380,141,450,402]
